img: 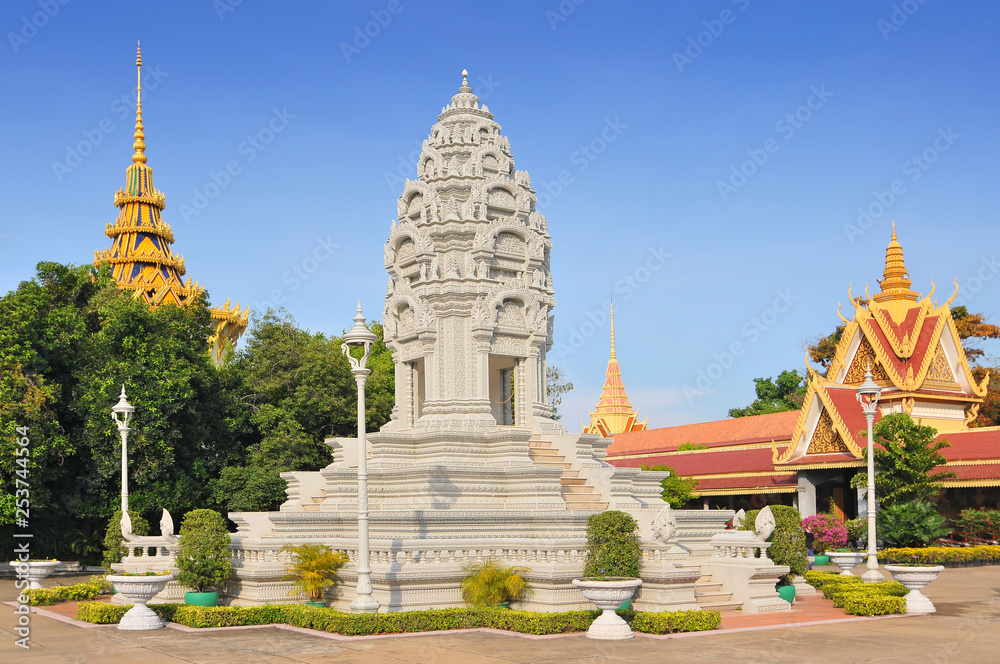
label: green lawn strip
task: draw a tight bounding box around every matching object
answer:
[76,603,721,635]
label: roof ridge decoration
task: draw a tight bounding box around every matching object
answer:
[873,221,920,303]
[584,303,648,437]
[95,44,247,363]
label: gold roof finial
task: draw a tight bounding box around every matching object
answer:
[609,300,616,360]
[132,41,146,164]
[874,221,918,302]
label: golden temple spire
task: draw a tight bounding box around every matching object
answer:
[133,42,146,164]
[874,221,919,303]
[582,307,647,437]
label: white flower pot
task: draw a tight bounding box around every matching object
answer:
[827,551,866,576]
[884,565,944,613]
[9,560,60,590]
[572,578,642,640]
[107,574,175,630]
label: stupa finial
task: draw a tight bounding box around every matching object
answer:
[874,221,919,302]
[610,301,616,360]
[132,41,146,164]
[459,68,472,93]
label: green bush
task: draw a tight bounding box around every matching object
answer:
[460,558,532,607]
[176,509,232,592]
[102,510,150,572]
[880,545,1000,565]
[804,570,907,616]
[740,506,808,584]
[955,509,1000,540]
[76,602,721,636]
[583,511,642,578]
[24,576,113,606]
[879,501,950,547]
[838,593,907,616]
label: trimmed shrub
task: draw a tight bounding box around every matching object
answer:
[76,603,721,636]
[583,511,642,578]
[176,509,233,593]
[880,545,1000,565]
[103,510,150,572]
[804,570,907,616]
[838,593,907,616]
[740,506,808,584]
[24,576,113,606]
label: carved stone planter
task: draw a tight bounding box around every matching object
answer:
[10,560,60,590]
[107,574,175,630]
[827,551,866,576]
[884,565,944,613]
[572,578,642,640]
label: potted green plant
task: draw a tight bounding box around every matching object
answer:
[573,511,643,640]
[281,543,348,607]
[460,557,532,608]
[175,509,232,607]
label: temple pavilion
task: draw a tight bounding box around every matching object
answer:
[607,227,1000,518]
[93,46,247,361]
[582,304,648,436]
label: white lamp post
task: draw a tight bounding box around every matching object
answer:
[111,385,134,514]
[855,365,884,583]
[342,303,380,613]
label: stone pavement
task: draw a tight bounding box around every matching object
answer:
[2,566,998,663]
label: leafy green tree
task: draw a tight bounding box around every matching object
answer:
[176,509,233,593]
[640,465,698,507]
[729,370,807,418]
[852,413,956,506]
[545,365,573,420]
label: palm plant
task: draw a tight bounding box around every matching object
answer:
[460,558,532,607]
[281,543,349,602]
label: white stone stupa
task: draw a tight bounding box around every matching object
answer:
[226,72,788,613]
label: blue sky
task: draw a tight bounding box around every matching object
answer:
[2,1,999,430]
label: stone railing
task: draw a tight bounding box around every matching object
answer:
[709,531,773,560]
[700,531,790,614]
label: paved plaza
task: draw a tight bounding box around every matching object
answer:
[2,566,998,663]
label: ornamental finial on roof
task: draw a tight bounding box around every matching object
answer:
[459,68,472,93]
[874,222,919,302]
[610,300,616,361]
[132,41,147,164]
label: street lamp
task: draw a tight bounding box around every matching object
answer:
[111,385,134,514]
[342,303,380,613]
[855,364,884,583]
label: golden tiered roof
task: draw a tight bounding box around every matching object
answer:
[583,304,648,437]
[95,44,248,361]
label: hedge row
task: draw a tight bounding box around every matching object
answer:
[803,571,907,616]
[880,546,1000,566]
[24,577,113,606]
[76,603,721,636]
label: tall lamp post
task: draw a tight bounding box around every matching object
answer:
[855,365,884,583]
[111,385,134,514]
[342,303,380,613]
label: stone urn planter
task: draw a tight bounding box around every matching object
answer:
[884,565,944,613]
[107,574,175,630]
[9,560,60,590]
[827,551,866,576]
[572,578,642,640]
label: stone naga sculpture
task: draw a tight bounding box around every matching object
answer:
[732,508,746,530]
[651,504,678,543]
[754,505,776,542]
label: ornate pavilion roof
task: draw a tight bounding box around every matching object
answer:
[94,45,248,361]
[583,304,648,437]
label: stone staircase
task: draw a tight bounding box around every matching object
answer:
[527,436,608,511]
[676,562,741,611]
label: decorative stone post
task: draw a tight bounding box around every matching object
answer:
[855,365,884,583]
[342,303,380,613]
[111,385,134,513]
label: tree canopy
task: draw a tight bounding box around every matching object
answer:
[728,369,807,418]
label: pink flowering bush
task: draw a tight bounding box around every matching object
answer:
[802,514,848,554]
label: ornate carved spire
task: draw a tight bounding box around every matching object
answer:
[609,301,617,360]
[132,42,146,165]
[583,308,647,437]
[874,222,919,302]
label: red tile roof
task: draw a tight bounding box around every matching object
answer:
[946,464,1000,482]
[938,428,1000,461]
[611,447,780,475]
[608,411,798,456]
[822,385,880,447]
[862,314,939,382]
[695,474,798,491]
